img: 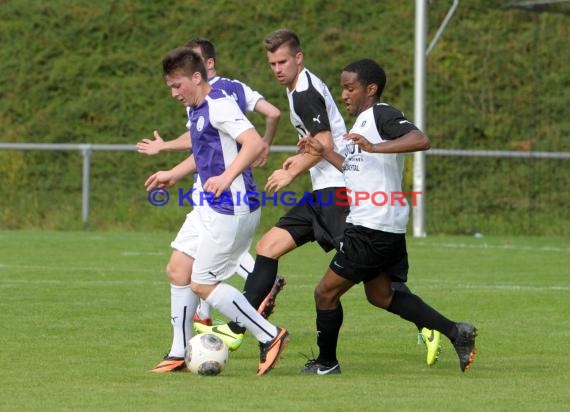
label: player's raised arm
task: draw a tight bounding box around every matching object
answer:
[251,99,281,167]
[347,129,430,154]
[144,155,196,191]
[137,130,192,155]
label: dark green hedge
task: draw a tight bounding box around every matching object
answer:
[1,1,568,234]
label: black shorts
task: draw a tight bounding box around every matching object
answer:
[275,187,349,252]
[329,224,409,284]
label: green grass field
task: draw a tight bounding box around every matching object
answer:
[1,230,568,411]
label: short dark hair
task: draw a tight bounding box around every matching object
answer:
[185,37,216,63]
[343,59,387,99]
[263,28,302,54]
[162,47,207,79]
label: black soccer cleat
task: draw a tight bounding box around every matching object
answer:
[257,276,287,319]
[300,358,341,375]
[452,322,478,372]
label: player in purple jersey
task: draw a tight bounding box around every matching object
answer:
[136,38,285,353]
[146,47,288,375]
[298,59,477,374]
[137,37,279,167]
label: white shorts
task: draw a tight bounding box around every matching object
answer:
[171,206,260,285]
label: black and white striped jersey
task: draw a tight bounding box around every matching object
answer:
[286,68,346,190]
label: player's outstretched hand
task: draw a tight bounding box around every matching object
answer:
[137,131,165,156]
[144,170,177,191]
[265,168,294,192]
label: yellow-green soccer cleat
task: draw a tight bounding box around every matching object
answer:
[193,323,244,352]
[419,327,442,366]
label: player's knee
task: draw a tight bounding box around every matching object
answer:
[255,240,268,256]
[255,229,295,258]
[165,262,175,281]
[366,290,392,309]
[255,236,280,257]
[166,262,190,285]
[190,282,203,296]
[366,295,386,309]
[314,283,338,309]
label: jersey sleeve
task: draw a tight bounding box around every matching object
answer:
[238,81,264,112]
[210,97,255,140]
[292,89,331,136]
[373,104,418,140]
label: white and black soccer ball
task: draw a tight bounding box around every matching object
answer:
[184,333,229,376]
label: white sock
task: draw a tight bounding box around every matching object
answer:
[195,300,212,321]
[168,284,200,358]
[195,253,254,324]
[205,283,278,343]
[236,252,254,280]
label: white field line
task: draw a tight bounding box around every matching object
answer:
[415,241,570,253]
[1,240,568,290]
[0,264,160,274]
[418,282,570,292]
[0,278,164,286]
[0,272,567,292]
[120,251,168,256]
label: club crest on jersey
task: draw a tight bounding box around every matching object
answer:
[196,116,205,131]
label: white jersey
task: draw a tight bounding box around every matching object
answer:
[343,103,418,233]
[287,68,346,190]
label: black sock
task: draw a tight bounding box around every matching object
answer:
[316,303,343,364]
[243,255,278,309]
[387,290,456,340]
[391,282,422,332]
[227,255,278,335]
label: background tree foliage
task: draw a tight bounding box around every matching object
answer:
[0,0,568,234]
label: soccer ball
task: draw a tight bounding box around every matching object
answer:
[184,333,229,376]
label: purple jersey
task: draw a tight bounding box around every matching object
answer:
[187,88,259,215]
[210,76,263,114]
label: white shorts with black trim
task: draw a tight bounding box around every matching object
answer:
[171,206,260,285]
